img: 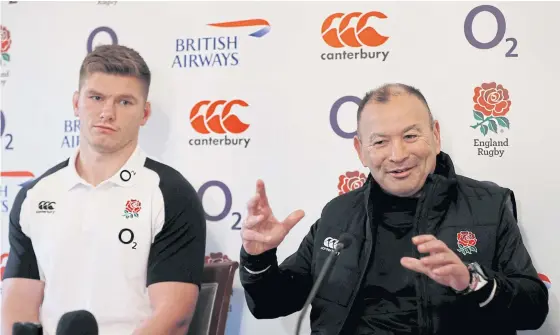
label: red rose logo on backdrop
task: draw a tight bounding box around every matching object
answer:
[0,25,11,62]
[123,199,141,219]
[205,252,231,264]
[0,253,9,281]
[338,171,367,195]
[471,82,511,136]
[456,231,478,255]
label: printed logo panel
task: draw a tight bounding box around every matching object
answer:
[173,19,270,69]
[338,171,367,195]
[471,82,510,158]
[189,100,252,148]
[320,11,390,62]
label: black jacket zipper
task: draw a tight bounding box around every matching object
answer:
[336,195,376,334]
[412,179,437,335]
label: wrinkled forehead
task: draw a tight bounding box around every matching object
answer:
[359,94,431,135]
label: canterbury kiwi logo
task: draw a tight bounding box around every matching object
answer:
[321,11,389,48]
[190,100,250,134]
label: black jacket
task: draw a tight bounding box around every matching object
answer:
[240,152,549,335]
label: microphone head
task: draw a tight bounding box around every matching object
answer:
[337,233,353,250]
[12,322,42,335]
[55,310,98,335]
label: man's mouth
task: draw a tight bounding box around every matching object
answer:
[389,167,413,177]
[94,125,116,131]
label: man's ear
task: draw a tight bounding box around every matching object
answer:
[432,120,441,154]
[72,91,79,117]
[354,135,366,167]
[141,101,151,126]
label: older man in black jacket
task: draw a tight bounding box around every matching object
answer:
[239,83,549,335]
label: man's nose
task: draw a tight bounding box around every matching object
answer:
[100,100,116,121]
[390,140,409,163]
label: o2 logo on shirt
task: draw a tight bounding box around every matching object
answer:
[197,180,242,230]
[118,199,141,249]
[118,228,137,249]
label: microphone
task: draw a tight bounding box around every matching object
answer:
[55,310,98,335]
[12,322,42,335]
[295,233,353,335]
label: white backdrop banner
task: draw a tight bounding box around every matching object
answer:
[0,1,557,334]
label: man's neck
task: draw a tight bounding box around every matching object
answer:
[76,141,137,187]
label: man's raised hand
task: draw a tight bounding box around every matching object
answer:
[241,179,305,255]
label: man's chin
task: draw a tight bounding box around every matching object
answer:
[91,142,119,154]
[380,182,423,198]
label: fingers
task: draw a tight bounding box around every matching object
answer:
[241,228,272,243]
[417,239,450,254]
[400,257,430,276]
[246,194,260,217]
[412,234,437,245]
[244,214,265,228]
[256,179,270,207]
[283,209,305,230]
[420,252,457,267]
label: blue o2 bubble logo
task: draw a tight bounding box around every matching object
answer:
[198,181,241,230]
[329,96,361,139]
[464,5,518,58]
[87,26,118,53]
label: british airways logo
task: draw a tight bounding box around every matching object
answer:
[172,18,270,69]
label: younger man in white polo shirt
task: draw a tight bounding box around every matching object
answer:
[2,45,206,335]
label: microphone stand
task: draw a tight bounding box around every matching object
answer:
[294,242,346,335]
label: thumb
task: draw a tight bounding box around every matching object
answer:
[282,209,305,230]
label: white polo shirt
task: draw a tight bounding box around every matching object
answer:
[3,146,206,335]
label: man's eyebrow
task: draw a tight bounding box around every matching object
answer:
[84,90,139,103]
[367,124,421,143]
[118,94,139,103]
[85,89,103,96]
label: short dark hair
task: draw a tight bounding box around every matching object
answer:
[357,83,434,134]
[78,44,151,97]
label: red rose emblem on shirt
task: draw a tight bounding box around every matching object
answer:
[470,82,511,136]
[338,171,366,195]
[1,26,12,61]
[123,199,141,218]
[205,252,231,264]
[456,231,478,255]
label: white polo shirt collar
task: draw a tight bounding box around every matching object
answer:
[65,145,146,190]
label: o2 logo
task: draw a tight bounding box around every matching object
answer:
[0,110,14,150]
[197,181,242,230]
[329,96,361,139]
[118,228,137,249]
[464,5,518,58]
[87,26,118,53]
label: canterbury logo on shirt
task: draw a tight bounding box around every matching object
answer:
[36,201,56,213]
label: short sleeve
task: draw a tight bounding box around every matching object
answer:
[3,187,41,281]
[146,173,206,288]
